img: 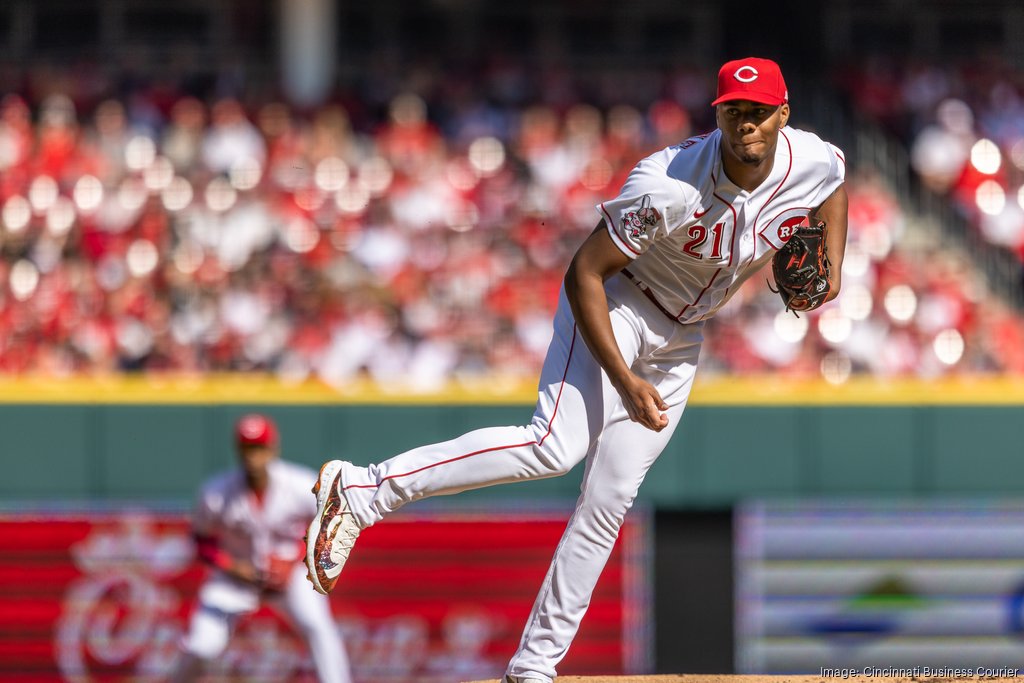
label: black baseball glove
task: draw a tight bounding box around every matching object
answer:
[770,221,832,315]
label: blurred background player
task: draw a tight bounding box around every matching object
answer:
[171,413,352,683]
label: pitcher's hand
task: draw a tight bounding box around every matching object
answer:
[611,372,669,432]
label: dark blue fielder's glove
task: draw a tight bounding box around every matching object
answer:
[770,222,832,315]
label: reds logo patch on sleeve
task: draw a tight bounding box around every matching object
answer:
[622,195,661,239]
[758,208,811,250]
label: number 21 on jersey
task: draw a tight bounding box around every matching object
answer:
[682,222,725,260]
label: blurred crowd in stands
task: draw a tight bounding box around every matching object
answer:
[1,60,1023,386]
[837,55,1024,263]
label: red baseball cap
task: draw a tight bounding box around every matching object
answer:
[711,57,788,107]
[236,413,278,447]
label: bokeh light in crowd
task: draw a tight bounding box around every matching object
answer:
[336,183,370,214]
[446,158,479,192]
[272,163,306,192]
[773,310,809,343]
[73,175,104,213]
[230,157,263,191]
[861,225,893,260]
[936,98,974,134]
[293,186,324,212]
[910,126,967,190]
[0,132,17,170]
[980,201,1024,247]
[468,137,505,177]
[933,328,965,365]
[116,319,154,360]
[45,197,76,237]
[839,283,873,320]
[975,180,1006,215]
[821,351,852,385]
[205,177,238,212]
[125,135,156,171]
[445,202,479,233]
[969,139,1002,174]
[1011,140,1024,171]
[314,157,349,192]
[9,260,39,301]
[173,242,204,275]
[127,239,159,278]
[28,176,58,213]
[359,157,394,196]
[162,177,194,212]
[118,178,148,213]
[2,195,31,233]
[143,156,175,192]
[282,216,319,253]
[818,308,853,344]
[884,285,918,323]
[841,244,870,276]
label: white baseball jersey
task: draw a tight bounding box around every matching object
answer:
[599,127,846,323]
[181,459,352,683]
[332,124,848,683]
[194,459,317,574]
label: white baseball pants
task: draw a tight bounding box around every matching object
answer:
[340,273,702,683]
[173,563,352,683]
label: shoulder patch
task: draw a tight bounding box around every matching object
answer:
[621,195,661,239]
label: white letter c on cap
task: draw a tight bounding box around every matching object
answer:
[734,66,759,83]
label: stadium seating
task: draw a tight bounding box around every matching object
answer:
[0,67,1021,383]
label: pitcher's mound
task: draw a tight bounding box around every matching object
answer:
[465,677,1024,683]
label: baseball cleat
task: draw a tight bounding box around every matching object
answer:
[304,459,361,595]
[504,676,549,683]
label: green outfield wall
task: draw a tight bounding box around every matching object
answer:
[2,376,1021,506]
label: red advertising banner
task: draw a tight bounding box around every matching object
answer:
[0,507,651,682]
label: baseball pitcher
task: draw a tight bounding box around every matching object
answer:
[306,57,847,683]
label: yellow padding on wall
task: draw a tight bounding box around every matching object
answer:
[0,374,1020,405]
